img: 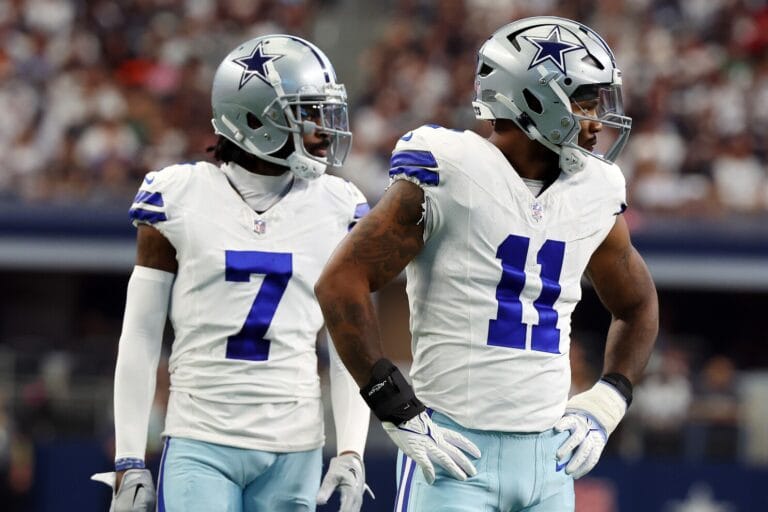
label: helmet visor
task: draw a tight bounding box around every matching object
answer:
[571,84,632,162]
[275,95,352,168]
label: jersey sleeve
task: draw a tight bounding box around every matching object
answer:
[128,164,192,247]
[390,125,452,240]
[607,163,628,216]
[389,126,441,188]
[586,161,628,245]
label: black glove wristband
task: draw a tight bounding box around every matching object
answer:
[600,372,633,407]
[360,358,425,425]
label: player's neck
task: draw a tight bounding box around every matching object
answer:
[489,127,560,183]
[241,158,289,177]
[222,162,294,212]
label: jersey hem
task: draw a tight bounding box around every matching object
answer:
[168,386,322,404]
[161,428,325,453]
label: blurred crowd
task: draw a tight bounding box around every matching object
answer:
[1,0,768,215]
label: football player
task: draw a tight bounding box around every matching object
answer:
[315,17,659,511]
[92,35,372,512]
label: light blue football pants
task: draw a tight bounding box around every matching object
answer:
[394,411,574,512]
[157,437,321,512]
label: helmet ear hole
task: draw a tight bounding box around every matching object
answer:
[478,63,495,77]
[246,112,262,129]
[506,32,523,51]
[581,54,604,70]
[523,88,543,114]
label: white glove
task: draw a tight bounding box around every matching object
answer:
[91,469,156,512]
[316,453,374,512]
[554,381,628,479]
[382,411,481,484]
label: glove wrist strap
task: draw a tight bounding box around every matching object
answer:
[600,372,633,407]
[360,358,425,425]
[566,381,628,436]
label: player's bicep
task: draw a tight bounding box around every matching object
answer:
[585,216,655,318]
[136,224,178,274]
[327,179,424,292]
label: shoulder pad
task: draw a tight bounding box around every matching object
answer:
[390,126,444,187]
[128,163,195,225]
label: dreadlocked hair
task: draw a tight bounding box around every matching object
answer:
[206,136,263,168]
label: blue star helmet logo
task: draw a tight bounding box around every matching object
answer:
[524,26,584,74]
[232,41,284,90]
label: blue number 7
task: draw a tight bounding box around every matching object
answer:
[487,235,565,353]
[225,250,292,361]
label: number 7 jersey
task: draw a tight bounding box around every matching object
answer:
[390,125,626,432]
[128,161,368,451]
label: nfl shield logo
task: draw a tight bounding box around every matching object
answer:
[254,219,267,234]
[531,201,544,222]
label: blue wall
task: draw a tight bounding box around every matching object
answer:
[22,440,768,511]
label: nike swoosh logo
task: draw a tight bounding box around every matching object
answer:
[133,483,144,504]
[144,175,155,185]
[401,132,413,141]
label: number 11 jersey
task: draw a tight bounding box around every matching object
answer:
[390,125,626,432]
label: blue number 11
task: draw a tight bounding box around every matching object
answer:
[487,235,565,353]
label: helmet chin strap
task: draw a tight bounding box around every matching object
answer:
[286,152,327,180]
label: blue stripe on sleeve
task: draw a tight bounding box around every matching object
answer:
[390,150,438,169]
[129,208,168,224]
[133,190,164,207]
[389,166,440,186]
[353,202,370,219]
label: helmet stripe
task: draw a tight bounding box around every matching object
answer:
[282,35,332,83]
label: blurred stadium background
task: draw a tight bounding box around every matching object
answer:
[1,0,768,510]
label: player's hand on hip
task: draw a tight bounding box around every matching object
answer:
[91,469,156,512]
[554,380,629,479]
[553,412,608,479]
[382,411,481,485]
[316,453,374,512]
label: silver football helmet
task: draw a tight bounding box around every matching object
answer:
[211,35,352,179]
[472,17,632,173]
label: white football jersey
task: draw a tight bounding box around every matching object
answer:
[128,161,368,451]
[390,125,626,432]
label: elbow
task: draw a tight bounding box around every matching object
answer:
[630,271,659,337]
[649,298,660,340]
[315,265,350,308]
[627,289,660,340]
[315,264,370,310]
[612,283,659,339]
[644,283,660,336]
[314,270,337,308]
